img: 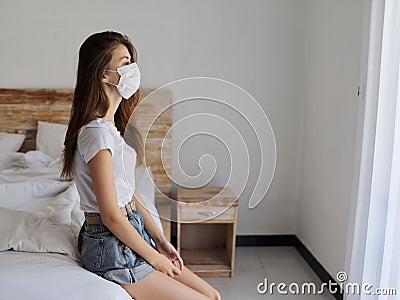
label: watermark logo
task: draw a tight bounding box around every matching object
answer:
[123,77,277,222]
[336,271,348,282]
[256,271,397,296]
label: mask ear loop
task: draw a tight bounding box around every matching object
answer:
[105,81,118,87]
[104,69,120,87]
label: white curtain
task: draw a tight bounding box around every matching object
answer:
[346,0,400,299]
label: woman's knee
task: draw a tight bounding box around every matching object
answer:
[208,287,221,300]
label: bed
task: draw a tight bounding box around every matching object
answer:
[0,88,172,300]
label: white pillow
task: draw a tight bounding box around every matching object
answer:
[36,121,68,159]
[0,207,79,261]
[0,182,80,261]
[0,132,26,152]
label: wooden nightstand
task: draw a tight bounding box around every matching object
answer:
[176,187,238,277]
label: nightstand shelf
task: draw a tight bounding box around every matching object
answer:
[176,187,238,277]
[181,248,231,277]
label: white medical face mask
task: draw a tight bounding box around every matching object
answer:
[105,62,141,99]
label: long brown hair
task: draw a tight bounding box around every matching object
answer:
[61,31,144,180]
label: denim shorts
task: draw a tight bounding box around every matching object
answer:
[80,209,157,284]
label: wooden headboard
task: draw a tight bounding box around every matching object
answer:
[0,88,172,200]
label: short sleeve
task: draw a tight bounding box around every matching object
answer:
[77,127,114,164]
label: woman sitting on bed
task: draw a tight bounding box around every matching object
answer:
[61,31,221,300]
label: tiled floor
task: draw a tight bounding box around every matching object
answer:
[204,246,336,299]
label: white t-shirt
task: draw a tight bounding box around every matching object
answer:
[73,117,137,213]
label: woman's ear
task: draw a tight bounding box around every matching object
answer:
[101,72,108,83]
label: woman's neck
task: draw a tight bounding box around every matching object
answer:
[103,113,115,126]
[104,96,122,126]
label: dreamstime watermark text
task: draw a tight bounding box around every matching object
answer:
[257,271,397,296]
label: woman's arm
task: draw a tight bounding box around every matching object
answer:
[133,190,165,245]
[88,149,180,277]
[134,189,184,271]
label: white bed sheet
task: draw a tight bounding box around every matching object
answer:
[0,157,159,300]
[0,251,132,300]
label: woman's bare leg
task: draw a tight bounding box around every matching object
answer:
[120,269,219,300]
[173,265,221,300]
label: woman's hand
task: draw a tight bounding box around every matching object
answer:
[152,252,181,277]
[155,239,184,272]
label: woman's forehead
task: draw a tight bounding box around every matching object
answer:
[111,44,131,61]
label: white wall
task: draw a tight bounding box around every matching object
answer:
[297,0,365,277]
[1,0,367,278]
[0,0,306,235]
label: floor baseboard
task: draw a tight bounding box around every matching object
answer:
[236,235,343,300]
[236,234,298,246]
